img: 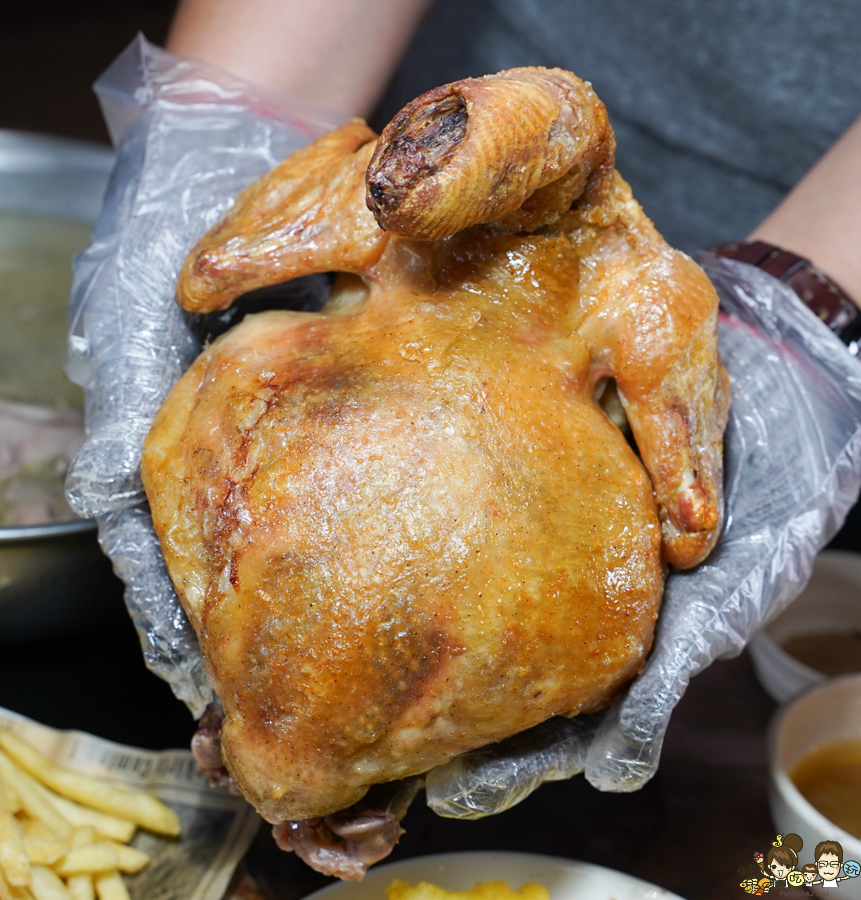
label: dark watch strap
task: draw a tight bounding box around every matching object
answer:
[711,240,861,347]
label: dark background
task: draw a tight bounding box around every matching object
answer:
[0,1,177,146]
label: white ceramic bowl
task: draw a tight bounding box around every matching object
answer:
[307,851,686,900]
[767,674,861,898]
[749,550,861,704]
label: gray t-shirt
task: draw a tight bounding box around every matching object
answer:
[378,0,861,254]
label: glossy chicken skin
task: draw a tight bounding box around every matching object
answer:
[143,68,729,828]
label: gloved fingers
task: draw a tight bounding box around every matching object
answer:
[587,258,861,791]
[98,503,214,717]
[425,715,600,819]
[583,700,664,792]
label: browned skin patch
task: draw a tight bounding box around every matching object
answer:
[367,95,468,217]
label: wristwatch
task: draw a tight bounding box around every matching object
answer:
[711,240,861,349]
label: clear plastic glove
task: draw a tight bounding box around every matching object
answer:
[67,37,861,814]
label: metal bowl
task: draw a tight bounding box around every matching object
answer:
[0,130,123,642]
[0,130,114,221]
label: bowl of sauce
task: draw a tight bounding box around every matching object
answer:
[791,737,861,841]
[768,674,861,897]
[749,550,861,704]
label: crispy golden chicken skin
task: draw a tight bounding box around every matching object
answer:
[143,68,729,826]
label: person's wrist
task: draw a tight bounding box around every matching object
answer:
[711,240,861,349]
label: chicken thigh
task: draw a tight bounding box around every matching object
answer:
[142,67,729,867]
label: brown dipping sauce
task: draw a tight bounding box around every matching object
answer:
[781,632,861,676]
[791,737,861,839]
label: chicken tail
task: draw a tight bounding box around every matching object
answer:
[272,778,423,881]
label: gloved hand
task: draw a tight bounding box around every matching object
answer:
[66,37,861,818]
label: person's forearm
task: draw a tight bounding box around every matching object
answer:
[750,113,861,305]
[166,0,433,118]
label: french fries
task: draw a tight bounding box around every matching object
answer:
[0,811,28,886]
[0,726,180,899]
[41,800,133,846]
[54,844,150,878]
[0,732,179,837]
[93,872,130,900]
[29,865,72,900]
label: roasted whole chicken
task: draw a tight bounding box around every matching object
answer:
[141,68,729,878]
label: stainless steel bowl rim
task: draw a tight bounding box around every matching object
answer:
[0,519,96,543]
[0,130,113,176]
